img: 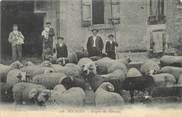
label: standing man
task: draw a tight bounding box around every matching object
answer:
[8,24,24,61]
[105,34,118,59]
[87,29,104,57]
[41,22,55,60]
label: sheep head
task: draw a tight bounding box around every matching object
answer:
[60,76,74,90]
[99,82,115,92]
[10,61,24,69]
[36,89,51,106]
[28,88,39,101]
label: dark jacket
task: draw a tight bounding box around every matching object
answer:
[105,40,118,53]
[56,43,68,58]
[87,36,104,56]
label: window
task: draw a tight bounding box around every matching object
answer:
[92,0,104,24]
[34,0,48,13]
[148,0,166,25]
[81,0,120,27]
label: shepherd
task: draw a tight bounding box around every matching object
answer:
[8,24,24,61]
[41,22,55,60]
[87,29,104,57]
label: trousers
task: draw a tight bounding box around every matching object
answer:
[12,44,22,61]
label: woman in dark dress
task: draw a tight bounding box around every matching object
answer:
[105,34,118,59]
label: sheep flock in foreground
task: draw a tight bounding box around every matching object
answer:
[0,55,182,106]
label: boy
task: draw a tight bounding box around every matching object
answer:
[54,37,68,65]
[8,24,24,61]
[55,37,68,58]
[105,34,118,59]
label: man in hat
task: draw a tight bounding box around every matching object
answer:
[41,22,55,60]
[105,34,118,59]
[8,24,24,61]
[87,29,104,57]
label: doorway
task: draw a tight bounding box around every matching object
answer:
[1,0,44,59]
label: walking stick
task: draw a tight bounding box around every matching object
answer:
[110,0,119,59]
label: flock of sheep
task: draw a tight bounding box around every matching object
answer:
[0,54,182,107]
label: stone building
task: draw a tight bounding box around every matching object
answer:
[1,0,182,58]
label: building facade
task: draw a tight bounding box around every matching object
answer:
[1,0,182,58]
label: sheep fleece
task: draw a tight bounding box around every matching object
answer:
[50,86,86,106]
[95,82,124,106]
[12,82,46,103]
[32,73,67,89]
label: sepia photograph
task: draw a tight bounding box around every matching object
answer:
[0,0,182,116]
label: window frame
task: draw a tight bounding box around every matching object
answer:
[34,0,48,14]
[147,0,166,25]
[81,0,120,27]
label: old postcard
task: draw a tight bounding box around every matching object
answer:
[0,0,182,117]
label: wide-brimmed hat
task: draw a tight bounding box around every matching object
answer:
[108,34,114,38]
[57,37,64,40]
[127,68,142,77]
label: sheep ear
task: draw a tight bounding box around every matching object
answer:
[29,88,38,99]
[106,84,114,92]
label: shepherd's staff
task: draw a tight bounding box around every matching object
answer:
[110,0,119,59]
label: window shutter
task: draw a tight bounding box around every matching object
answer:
[81,0,92,27]
[148,0,166,25]
[109,0,120,24]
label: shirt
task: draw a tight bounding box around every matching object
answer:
[8,31,24,46]
[93,36,97,47]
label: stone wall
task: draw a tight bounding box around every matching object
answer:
[46,0,179,52]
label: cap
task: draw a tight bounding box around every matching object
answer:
[57,37,64,40]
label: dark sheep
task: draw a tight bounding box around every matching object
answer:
[0,82,13,102]
[60,77,88,90]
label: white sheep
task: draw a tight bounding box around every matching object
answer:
[140,59,160,75]
[101,69,126,81]
[52,63,81,78]
[0,61,24,82]
[95,57,128,75]
[95,82,125,106]
[20,65,55,78]
[177,74,182,85]
[160,55,182,67]
[12,82,46,104]
[48,84,86,106]
[7,69,26,87]
[32,73,67,89]
[151,73,176,87]
[159,66,182,81]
